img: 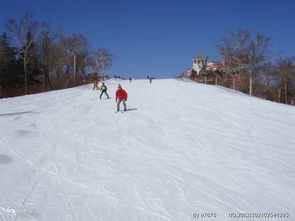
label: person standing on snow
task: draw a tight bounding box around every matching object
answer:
[100,82,110,99]
[93,80,99,90]
[115,84,128,111]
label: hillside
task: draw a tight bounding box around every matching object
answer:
[0,79,294,221]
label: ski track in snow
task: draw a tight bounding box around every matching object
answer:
[0,79,294,221]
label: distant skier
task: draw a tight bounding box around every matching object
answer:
[100,82,109,99]
[115,84,128,111]
[149,77,152,83]
[93,80,99,90]
[129,77,132,83]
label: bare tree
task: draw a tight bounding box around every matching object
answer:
[216,29,271,96]
[38,22,59,89]
[47,42,68,86]
[216,32,244,74]
[274,58,295,104]
[6,12,39,94]
[61,34,88,79]
[76,50,90,80]
[89,49,114,80]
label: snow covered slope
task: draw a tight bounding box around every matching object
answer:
[0,79,294,221]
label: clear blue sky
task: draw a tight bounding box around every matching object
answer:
[0,0,294,79]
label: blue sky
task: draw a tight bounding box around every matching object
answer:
[0,0,294,79]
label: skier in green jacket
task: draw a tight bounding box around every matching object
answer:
[100,82,110,99]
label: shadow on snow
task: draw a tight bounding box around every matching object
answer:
[0,111,33,117]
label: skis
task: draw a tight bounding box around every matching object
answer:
[115,110,127,113]
[114,109,137,113]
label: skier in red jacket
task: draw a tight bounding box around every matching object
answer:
[115,84,128,111]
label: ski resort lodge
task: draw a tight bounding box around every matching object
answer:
[180,56,244,91]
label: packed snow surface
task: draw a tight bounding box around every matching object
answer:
[0,79,294,221]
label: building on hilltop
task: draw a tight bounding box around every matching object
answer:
[179,56,247,91]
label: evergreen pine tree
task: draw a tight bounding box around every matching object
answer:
[0,32,23,86]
